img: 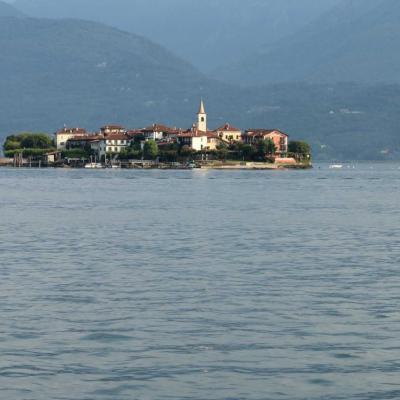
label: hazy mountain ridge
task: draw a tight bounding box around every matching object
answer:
[12,0,341,72]
[1,3,400,160]
[218,0,400,85]
[0,0,24,16]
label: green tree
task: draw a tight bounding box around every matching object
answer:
[143,140,158,160]
[265,138,277,156]
[288,141,311,155]
[237,143,256,161]
[216,142,229,160]
[3,132,54,152]
[62,149,90,159]
[20,133,53,149]
[159,143,179,162]
[179,145,195,159]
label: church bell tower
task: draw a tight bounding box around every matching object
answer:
[197,99,207,132]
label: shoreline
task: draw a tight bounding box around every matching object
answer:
[0,161,312,170]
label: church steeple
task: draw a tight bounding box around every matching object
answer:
[197,99,207,132]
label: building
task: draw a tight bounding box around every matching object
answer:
[142,124,175,141]
[197,99,207,132]
[177,126,220,151]
[95,133,130,159]
[177,127,208,151]
[176,100,223,151]
[214,123,242,142]
[100,125,126,135]
[55,127,87,150]
[66,134,101,150]
[243,129,289,155]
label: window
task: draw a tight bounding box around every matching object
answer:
[201,117,205,122]
[114,147,118,152]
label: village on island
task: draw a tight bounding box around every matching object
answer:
[1,100,311,169]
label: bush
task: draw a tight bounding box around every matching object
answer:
[143,140,159,160]
[62,149,90,159]
[288,141,311,155]
[5,148,56,158]
[3,132,54,156]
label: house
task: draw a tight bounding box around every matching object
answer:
[177,128,208,151]
[177,126,220,151]
[55,127,87,150]
[95,133,130,158]
[142,124,176,141]
[66,134,101,150]
[100,125,126,135]
[243,129,289,155]
[214,123,242,143]
[176,100,222,151]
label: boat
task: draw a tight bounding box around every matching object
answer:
[84,162,104,169]
[329,164,343,169]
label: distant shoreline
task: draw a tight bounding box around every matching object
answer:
[0,159,312,170]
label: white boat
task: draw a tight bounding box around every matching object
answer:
[84,162,104,169]
[329,164,343,169]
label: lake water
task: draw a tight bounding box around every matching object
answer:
[0,163,399,400]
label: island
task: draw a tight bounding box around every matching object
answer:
[1,101,311,169]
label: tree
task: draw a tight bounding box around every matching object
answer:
[143,140,158,160]
[265,138,277,156]
[3,132,55,158]
[288,141,311,155]
[179,145,195,159]
[119,142,142,160]
[159,143,179,162]
[216,142,229,160]
[19,133,53,149]
[235,143,256,161]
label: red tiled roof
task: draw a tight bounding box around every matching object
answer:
[101,125,125,130]
[126,130,144,136]
[68,134,102,142]
[245,129,288,137]
[143,123,174,133]
[56,127,87,135]
[178,128,218,139]
[103,133,128,141]
[214,123,241,132]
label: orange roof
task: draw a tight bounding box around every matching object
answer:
[143,123,174,133]
[103,133,128,141]
[178,128,218,139]
[68,134,102,142]
[56,127,87,135]
[245,129,288,137]
[101,125,125,130]
[215,123,241,132]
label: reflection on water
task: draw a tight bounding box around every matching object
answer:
[0,163,399,399]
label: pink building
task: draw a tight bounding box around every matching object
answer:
[243,129,288,155]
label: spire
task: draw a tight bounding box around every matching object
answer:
[198,99,206,115]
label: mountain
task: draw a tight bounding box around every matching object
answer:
[13,0,340,73]
[0,0,24,16]
[1,14,400,160]
[217,0,400,85]
[0,16,224,133]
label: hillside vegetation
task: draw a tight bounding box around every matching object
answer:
[1,7,400,160]
[13,0,340,73]
[218,0,400,85]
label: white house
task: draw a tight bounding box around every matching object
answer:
[93,133,130,158]
[177,129,209,151]
[55,127,87,150]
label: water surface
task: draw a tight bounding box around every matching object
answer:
[0,164,399,399]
